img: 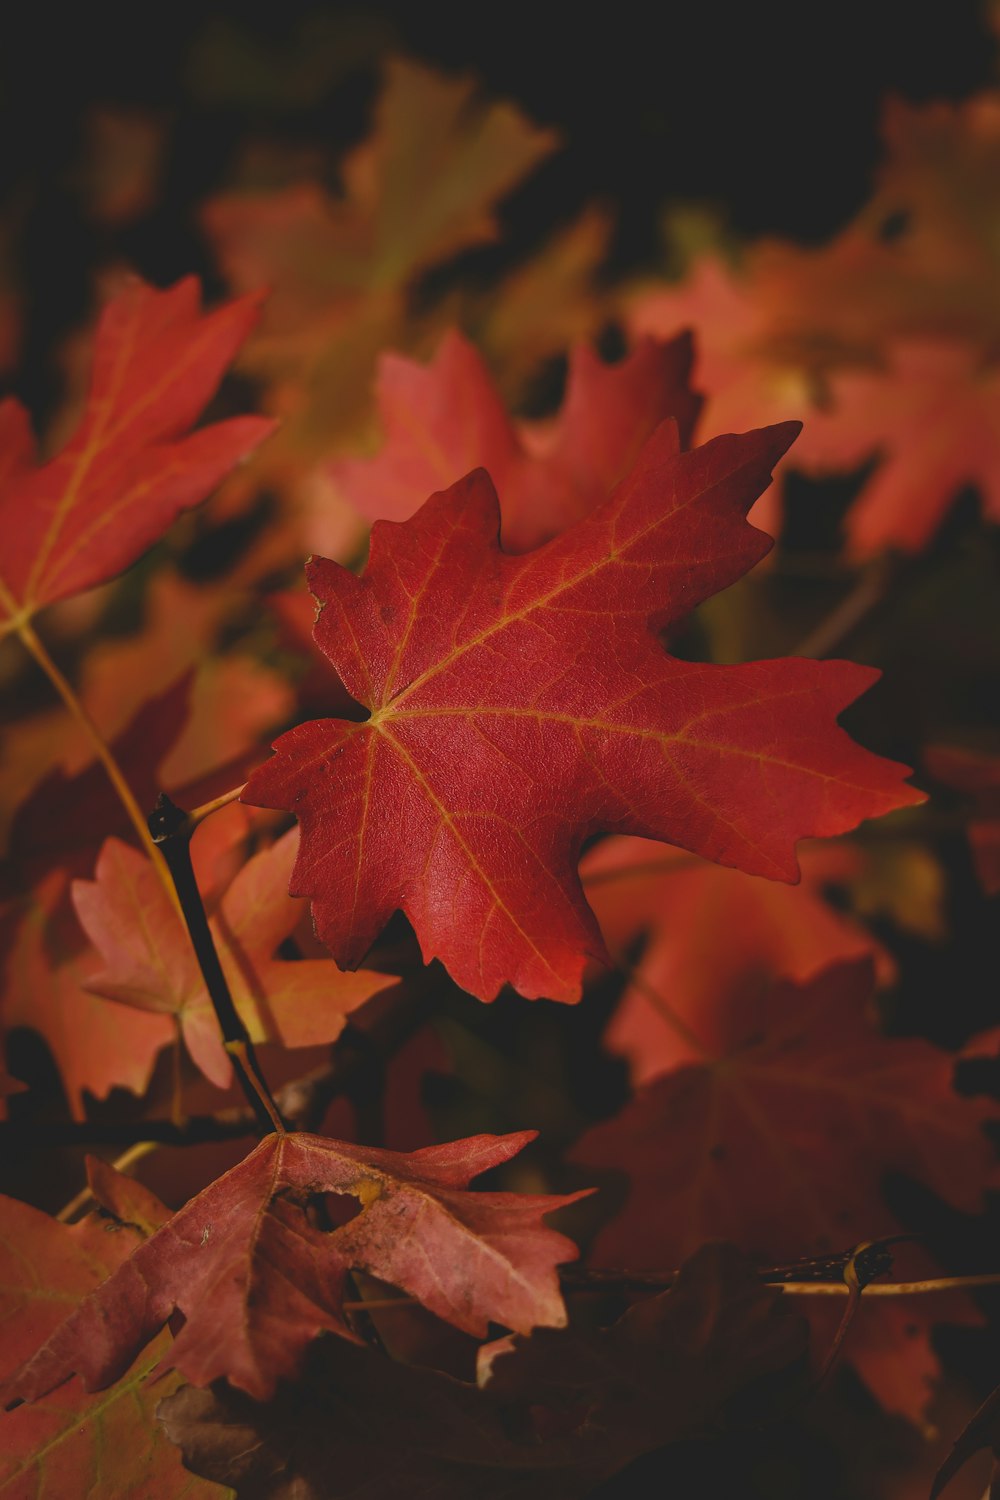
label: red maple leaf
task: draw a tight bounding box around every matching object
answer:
[573,958,994,1418]
[575,959,994,1264]
[0,1171,222,1499]
[0,275,274,635]
[243,422,922,1003]
[581,835,893,1082]
[329,328,701,550]
[808,341,1000,557]
[4,1130,585,1404]
[73,829,396,1089]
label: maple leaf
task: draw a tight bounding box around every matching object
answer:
[471,206,614,392]
[157,1244,803,1500]
[573,958,994,1418]
[202,56,556,483]
[0,1180,224,1500]
[73,829,395,1089]
[581,836,893,1082]
[330,328,701,551]
[205,59,556,365]
[3,872,175,1118]
[242,422,921,1004]
[575,958,994,1263]
[804,341,1000,557]
[4,1130,584,1404]
[0,275,274,637]
[925,744,1000,896]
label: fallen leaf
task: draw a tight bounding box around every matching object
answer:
[156,1244,803,1499]
[573,958,994,1418]
[243,421,922,1003]
[0,1188,225,1499]
[4,1129,584,1403]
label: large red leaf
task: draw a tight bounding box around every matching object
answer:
[0,1183,223,1499]
[4,1130,584,1404]
[329,328,701,550]
[0,275,274,634]
[73,829,396,1089]
[573,958,994,1418]
[243,422,922,1003]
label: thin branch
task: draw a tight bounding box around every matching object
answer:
[148,792,284,1136]
[16,620,183,919]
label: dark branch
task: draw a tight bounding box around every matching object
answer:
[148,792,284,1135]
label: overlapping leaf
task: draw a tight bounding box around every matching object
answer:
[244,420,921,1003]
[0,276,273,635]
[330,328,701,550]
[573,958,995,1416]
[203,56,556,478]
[0,1178,225,1500]
[4,1130,584,1404]
[808,341,1000,557]
[581,835,892,1082]
[157,1244,804,1500]
[74,829,395,1088]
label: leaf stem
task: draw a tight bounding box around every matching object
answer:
[148,792,285,1136]
[186,783,248,832]
[16,620,183,920]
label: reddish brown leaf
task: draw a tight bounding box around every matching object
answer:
[157,1244,804,1500]
[573,958,994,1417]
[330,328,701,550]
[576,959,994,1263]
[0,1191,223,1500]
[73,829,396,1089]
[581,835,893,1081]
[4,1130,584,1404]
[0,275,274,635]
[243,422,921,1003]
